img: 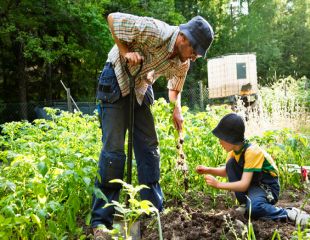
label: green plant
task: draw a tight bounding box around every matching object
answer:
[271,230,281,240]
[222,214,243,240]
[0,109,100,239]
[104,179,163,240]
[152,98,228,199]
[0,90,309,238]
[292,224,310,240]
[246,196,256,240]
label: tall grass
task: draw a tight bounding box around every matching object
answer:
[233,76,310,190]
[235,76,310,137]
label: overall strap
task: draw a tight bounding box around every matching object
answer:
[238,142,264,184]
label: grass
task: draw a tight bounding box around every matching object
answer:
[235,76,309,138]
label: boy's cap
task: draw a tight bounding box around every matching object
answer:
[179,16,214,58]
[212,113,245,145]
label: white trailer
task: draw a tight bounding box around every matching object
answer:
[207,53,258,99]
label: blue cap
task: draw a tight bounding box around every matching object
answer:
[179,16,214,58]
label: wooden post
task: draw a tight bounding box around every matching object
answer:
[60,80,79,112]
[199,81,204,110]
[67,88,73,112]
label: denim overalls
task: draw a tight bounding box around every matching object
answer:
[226,143,288,220]
[91,62,163,228]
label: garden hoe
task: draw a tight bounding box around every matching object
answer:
[124,60,143,188]
[114,61,143,240]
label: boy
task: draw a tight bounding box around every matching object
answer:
[196,113,309,226]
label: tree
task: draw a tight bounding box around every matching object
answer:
[0,0,112,106]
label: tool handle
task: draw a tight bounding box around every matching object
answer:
[124,61,143,88]
[125,60,143,188]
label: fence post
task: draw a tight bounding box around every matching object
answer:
[66,88,73,112]
[199,81,204,110]
[61,80,80,112]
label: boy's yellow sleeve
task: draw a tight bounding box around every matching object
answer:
[243,145,264,172]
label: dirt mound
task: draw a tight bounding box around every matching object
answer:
[141,189,308,240]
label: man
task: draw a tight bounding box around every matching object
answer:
[92,12,214,239]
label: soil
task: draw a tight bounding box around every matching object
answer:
[140,188,310,240]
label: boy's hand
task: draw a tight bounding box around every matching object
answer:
[204,175,219,188]
[196,165,209,174]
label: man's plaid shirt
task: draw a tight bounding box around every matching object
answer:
[107,12,190,105]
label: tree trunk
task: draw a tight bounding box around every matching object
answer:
[45,62,52,102]
[14,40,28,120]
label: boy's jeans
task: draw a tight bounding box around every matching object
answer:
[226,158,287,220]
[91,63,164,228]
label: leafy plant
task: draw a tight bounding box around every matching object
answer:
[246,196,256,240]
[0,90,308,238]
[104,179,163,240]
[271,230,281,240]
[0,108,100,239]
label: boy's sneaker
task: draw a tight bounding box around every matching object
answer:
[286,207,310,226]
[93,227,112,240]
[236,204,246,215]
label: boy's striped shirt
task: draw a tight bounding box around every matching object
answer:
[227,144,279,177]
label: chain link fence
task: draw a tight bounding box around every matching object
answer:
[0,101,97,124]
[0,86,218,124]
[154,86,210,111]
[1,87,308,125]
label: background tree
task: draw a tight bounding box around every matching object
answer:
[0,0,112,106]
[0,0,309,122]
[228,0,310,84]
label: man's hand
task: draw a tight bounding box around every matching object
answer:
[204,175,219,188]
[124,52,144,66]
[169,90,183,131]
[172,105,184,131]
[196,165,209,174]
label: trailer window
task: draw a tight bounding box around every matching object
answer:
[237,63,246,79]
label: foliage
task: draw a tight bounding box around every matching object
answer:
[292,224,310,240]
[0,0,112,104]
[1,0,310,121]
[104,179,162,240]
[228,0,310,83]
[260,76,310,114]
[151,98,229,200]
[246,196,256,240]
[239,76,309,145]
[234,76,309,189]
[252,129,310,189]
[0,109,101,239]
[0,94,309,238]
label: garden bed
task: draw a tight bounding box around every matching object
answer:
[140,188,309,240]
